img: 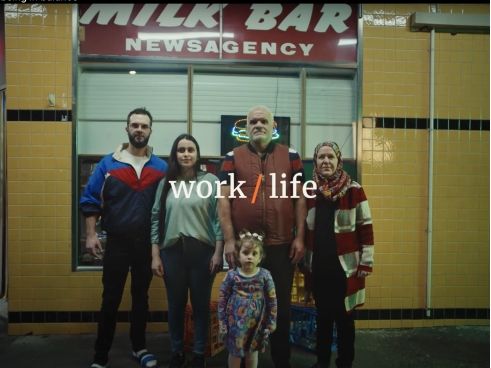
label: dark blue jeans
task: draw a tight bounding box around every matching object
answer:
[161,237,215,355]
[94,234,153,365]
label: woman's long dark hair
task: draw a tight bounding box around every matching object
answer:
[158,134,202,239]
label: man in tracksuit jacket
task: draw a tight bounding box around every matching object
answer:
[80,108,167,368]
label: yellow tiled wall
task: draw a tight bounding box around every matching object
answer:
[434,29,490,119]
[5,4,71,110]
[363,4,431,118]
[432,130,489,308]
[4,4,489,334]
[362,4,489,327]
[363,4,490,119]
[7,122,72,313]
[362,127,429,310]
[5,4,113,335]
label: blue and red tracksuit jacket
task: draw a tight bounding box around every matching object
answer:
[79,148,167,237]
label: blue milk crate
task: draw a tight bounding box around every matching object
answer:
[289,304,337,352]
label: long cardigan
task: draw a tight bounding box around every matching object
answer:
[305,181,374,312]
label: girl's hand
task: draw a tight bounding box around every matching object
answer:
[218,324,227,341]
[260,329,271,352]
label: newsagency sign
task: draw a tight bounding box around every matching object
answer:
[78,4,358,64]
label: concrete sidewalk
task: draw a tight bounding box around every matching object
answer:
[0,325,488,368]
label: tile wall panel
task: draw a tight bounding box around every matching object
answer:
[5,4,72,110]
[363,4,431,118]
[361,4,489,320]
[363,4,489,120]
[432,130,490,308]
[362,126,428,310]
[5,5,116,333]
[435,32,489,120]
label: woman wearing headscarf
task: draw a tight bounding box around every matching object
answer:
[304,141,374,368]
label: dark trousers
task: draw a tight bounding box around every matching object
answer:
[313,262,355,368]
[93,234,153,365]
[261,244,295,368]
[161,237,215,355]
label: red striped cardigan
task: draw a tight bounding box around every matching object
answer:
[305,181,374,312]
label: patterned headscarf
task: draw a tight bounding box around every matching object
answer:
[312,141,351,201]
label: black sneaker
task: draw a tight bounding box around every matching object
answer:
[168,352,186,368]
[189,353,206,368]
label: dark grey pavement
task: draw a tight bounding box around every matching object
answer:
[0,325,488,368]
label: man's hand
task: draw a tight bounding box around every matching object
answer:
[224,239,236,269]
[291,183,307,264]
[86,233,103,259]
[209,251,223,274]
[289,236,305,264]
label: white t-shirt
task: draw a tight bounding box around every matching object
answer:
[119,149,149,179]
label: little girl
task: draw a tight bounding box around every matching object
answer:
[217,230,277,368]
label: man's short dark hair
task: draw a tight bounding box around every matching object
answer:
[127,107,153,126]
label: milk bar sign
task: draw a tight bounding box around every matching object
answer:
[79,4,358,63]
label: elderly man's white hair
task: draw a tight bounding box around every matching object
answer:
[247,105,274,122]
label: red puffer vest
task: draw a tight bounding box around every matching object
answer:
[231,144,295,246]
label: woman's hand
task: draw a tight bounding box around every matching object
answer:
[151,244,164,277]
[357,270,370,277]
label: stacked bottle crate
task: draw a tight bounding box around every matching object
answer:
[184,301,225,357]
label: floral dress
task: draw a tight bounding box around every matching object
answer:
[218,267,277,357]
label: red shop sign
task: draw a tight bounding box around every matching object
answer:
[79,4,358,64]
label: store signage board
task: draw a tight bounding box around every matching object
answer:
[79,4,358,64]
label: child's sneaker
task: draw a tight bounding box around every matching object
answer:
[168,351,186,368]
